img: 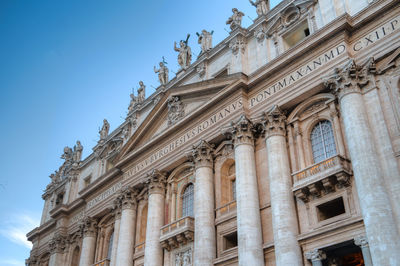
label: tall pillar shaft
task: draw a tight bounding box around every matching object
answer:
[325,60,400,265]
[79,217,97,266]
[110,217,120,266]
[263,106,302,266]
[48,234,67,266]
[192,140,216,265]
[144,170,166,266]
[115,188,138,266]
[229,115,264,266]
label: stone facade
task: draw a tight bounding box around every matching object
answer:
[27,0,400,265]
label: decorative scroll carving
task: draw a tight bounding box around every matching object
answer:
[305,249,326,261]
[191,140,215,169]
[324,58,376,100]
[175,248,193,266]
[229,35,246,55]
[118,186,138,210]
[49,234,68,254]
[354,235,369,248]
[262,105,287,138]
[146,169,167,195]
[227,115,257,146]
[80,217,98,237]
[168,96,185,126]
[196,62,206,77]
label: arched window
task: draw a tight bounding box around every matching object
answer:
[311,120,337,163]
[107,231,114,260]
[182,184,194,217]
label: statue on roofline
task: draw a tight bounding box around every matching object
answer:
[73,140,83,163]
[99,119,110,140]
[137,81,145,103]
[174,34,192,70]
[154,58,169,86]
[226,8,245,31]
[249,0,269,17]
[197,30,213,55]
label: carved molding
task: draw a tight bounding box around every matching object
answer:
[168,96,185,126]
[354,235,369,248]
[191,140,215,169]
[80,217,98,238]
[49,234,68,254]
[324,58,376,100]
[146,169,167,195]
[229,35,247,55]
[305,249,326,261]
[227,114,257,146]
[118,186,139,210]
[262,105,287,138]
[196,62,206,77]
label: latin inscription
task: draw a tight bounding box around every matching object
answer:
[86,182,122,209]
[123,99,243,179]
[250,44,346,108]
[352,15,399,52]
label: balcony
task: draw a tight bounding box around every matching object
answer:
[93,259,110,266]
[216,200,236,219]
[160,216,194,251]
[292,155,352,202]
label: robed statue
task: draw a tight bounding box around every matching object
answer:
[197,30,213,55]
[154,60,169,86]
[226,8,245,31]
[174,34,192,70]
[249,0,269,16]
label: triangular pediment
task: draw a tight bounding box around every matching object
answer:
[115,74,242,163]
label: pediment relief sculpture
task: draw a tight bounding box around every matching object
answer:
[168,96,185,126]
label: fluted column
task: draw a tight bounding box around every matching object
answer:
[110,199,121,266]
[354,235,373,266]
[144,170,166,266]
[79,217,98,266]
[48,234,67,266]
[325,59,400,264]
[263,105,302,266]
[228,115,264,266]
[192,140,216,265]
[115,187,138,266]
[305,249,326,266]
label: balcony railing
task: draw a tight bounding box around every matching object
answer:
[292,155,352,202]
[215,200,236,219]
[160,216,194,251]
[93,258,110,266]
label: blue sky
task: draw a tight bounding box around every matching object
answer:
[0,0,281,265]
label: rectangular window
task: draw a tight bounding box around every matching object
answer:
[223,232,238,250]
[283,20,310,50]
[316,197,345,222]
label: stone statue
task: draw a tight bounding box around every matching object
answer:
[137,81,145,103]
[154,61,169,86]
[175,253,183,266]
[174,35,192,70]
[168,96,185,126]
[197,30,213,54]
[249,0,269,16]
[99,119,110,140]
[226,8,245,31]
[61,146,73,162]
[128,91,137,113]
[73,141,83,162]
[50,172,59,184]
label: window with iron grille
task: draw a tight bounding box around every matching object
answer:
[182,184,194,217]
[311,120,337,163]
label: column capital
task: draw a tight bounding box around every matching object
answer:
[324,58,376,100]
[262,105,287,138]
[227,114,257,146]
[146,169,167,195]
[191,140,214,169]
[49,233,68,254]
[112,197,122,219]
[354,235,369,248]
[118,186,139,210]
[305,249,326,262]
[79,216,98,237]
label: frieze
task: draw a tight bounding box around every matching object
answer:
[86,182,122,209]
[123,98,243,179]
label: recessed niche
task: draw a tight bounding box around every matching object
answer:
[316,197,345,221]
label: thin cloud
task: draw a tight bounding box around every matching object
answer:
[0,259,25,266]
[0,213,40,249]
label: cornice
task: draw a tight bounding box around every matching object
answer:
[27,219,57,242]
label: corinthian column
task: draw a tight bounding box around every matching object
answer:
[192,140,216,265]
[110,199,122,266]
[115,187,138,266]
[228,115,264,266]
[144,170,166,266]
[263,105,302,266]
[79,217,98,266]
[48,234,67,266]
[325,59,400,264]
[305,249,326,266]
